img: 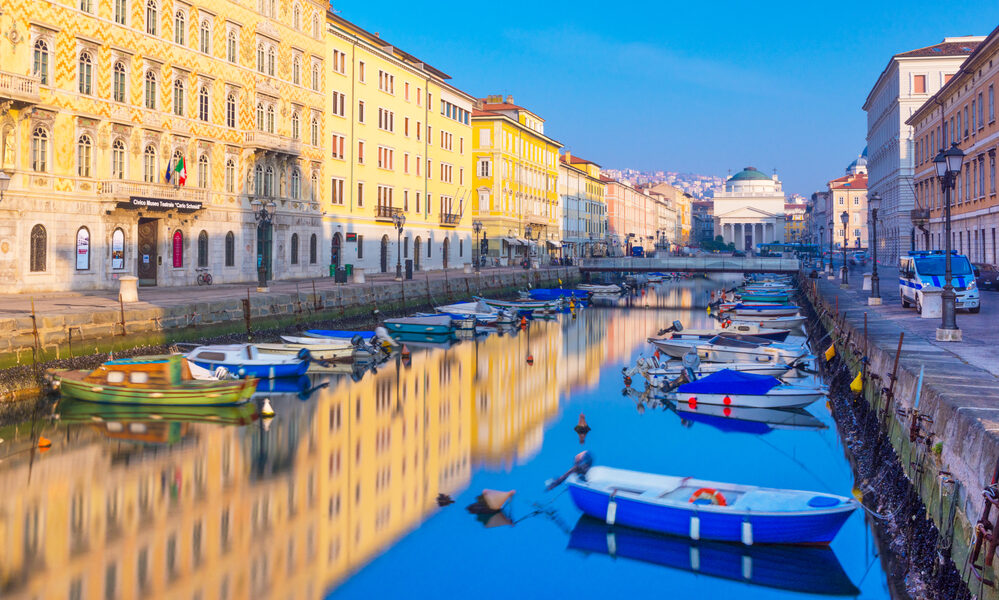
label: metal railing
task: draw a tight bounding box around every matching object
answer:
[97,180,208,203]
[375,205,402,220]
[578,256,801,273]
[439,212,461,225]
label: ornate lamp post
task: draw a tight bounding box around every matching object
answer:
[868,192,881,304]
[392,212,406,281]
[472,220,483,272]
[840,210,849,286]
[0,170,10,203]
[934,142,965,341]
[254,204,273,290]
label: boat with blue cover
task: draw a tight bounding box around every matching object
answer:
[383,315,455,342]
[563,461,857,545]
[186,344,310,379]
[568,517,858,596]
[521,288,590,301]
[303,329,376,340]
[668,368,826,409]
[730,303,800,318]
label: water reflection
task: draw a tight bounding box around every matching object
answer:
[0,277,885,600]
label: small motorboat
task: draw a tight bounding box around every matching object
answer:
[578,283,622,294]
[667,368,827,409]
[434,300,515,325]
[303,329,376,340]
[187,344,310,379]
[655,328,790,343]
[674,402,827,434]
[714,319,800,336]
[52,355,258,406]
[738,292,791,303]
[730,303,801,318]
[256,340,354,362]
[629,357,796,388]
[650,334,806,362]
[561,458,857,545]
[383,315,453,336]
[520,288,591,301]
[475,296,560,312]
[726,315,807,330]
[567,518,858,596]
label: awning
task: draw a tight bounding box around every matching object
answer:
[545,240,560,249]
[516,237,529,245]
[502,237,523,246]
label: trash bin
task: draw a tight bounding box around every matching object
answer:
[329,264,335,278]
[335,267,347,283]
[405,259,413,280]
[345,264,353,277]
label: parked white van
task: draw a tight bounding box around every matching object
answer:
[899,250,980,313]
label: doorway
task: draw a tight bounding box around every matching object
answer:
[414,236,422,271]
[137,217,158,286]
[380,235,389,273]
[442,237,450,269]
[256,222,273,280]
[331,232,342,270]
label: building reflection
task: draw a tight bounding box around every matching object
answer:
[0,307,661,599]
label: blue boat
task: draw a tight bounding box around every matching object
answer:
[383,315,454,342]
[304,329,376,340]
[523,288,590,301]
[568,517,859,596]
[566,464,857,545]
[186,344,310,379]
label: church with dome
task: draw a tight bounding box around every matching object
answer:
[712,167,787,251]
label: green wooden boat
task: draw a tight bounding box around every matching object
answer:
[54,355,257,406]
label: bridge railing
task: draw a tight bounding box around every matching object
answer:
[577,256,801,273]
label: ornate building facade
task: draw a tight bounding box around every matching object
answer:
[0,0,328,291]
[713,167,786,251]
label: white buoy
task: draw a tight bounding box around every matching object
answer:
[605,498,617,525]
[261,398,275,418]
[689,515,700,540]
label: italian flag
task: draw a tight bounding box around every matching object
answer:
[173,155,187,186]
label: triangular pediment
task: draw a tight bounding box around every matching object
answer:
[714,206,780,219]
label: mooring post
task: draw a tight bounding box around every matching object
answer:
[243,289,253,341]
[118,293,127,336]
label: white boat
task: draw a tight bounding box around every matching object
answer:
[256,341,355,361]
[674,402,827,432]
[186,344,310,379]
[474,296,560,311]
[726,315,807,330]
[578,283,622,293]
[629,356,795,388]
[665,369,827,409]
[650,334,807,361]
[435,300,516,324]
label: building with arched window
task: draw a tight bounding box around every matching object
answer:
[0,0,325,291]
[713,167,787,251]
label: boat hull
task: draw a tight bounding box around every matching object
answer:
[188,359,309,379]
[643,363,792,386]
[58,376,257,406]
[668,388,825,409]
[568,484,853,545]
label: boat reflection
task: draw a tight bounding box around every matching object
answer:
[568,517,859,596]
[56,399,259,444]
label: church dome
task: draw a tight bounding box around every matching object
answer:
[847,147,868,174]
[727,167,771,182]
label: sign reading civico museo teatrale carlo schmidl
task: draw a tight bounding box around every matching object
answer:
[116,197,204,212]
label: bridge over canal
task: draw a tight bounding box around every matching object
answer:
[578,256,801,274]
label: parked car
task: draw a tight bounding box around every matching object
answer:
[974,263,999,290]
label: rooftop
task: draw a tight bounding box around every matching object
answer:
[727,167,772,182]
[895,38,984,58]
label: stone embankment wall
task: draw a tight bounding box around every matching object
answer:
[801,275,999,597]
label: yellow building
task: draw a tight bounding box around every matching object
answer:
[472,95,563,265]
[0,0,327,291]
[677,192,693,243]
[322,16,475,274]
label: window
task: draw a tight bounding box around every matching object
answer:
[291,169,300,199]
[145,71,157,109]
[113,62,126,102]
[311,173,318,202]
[114,0,127,24]
[331,177,344,204]
[378,70,394,94]
[357,140,364,164]
[357,235,364,258]
[112,140,126,179]
[254,165,263,195]
[226,94,236,127]
[227,31,237,62]
[197,155,209,187]
[332,91,345,117]
[310,118,319,146]
[75,227,90,270]
[357,182,364,207]
[31,127,47,172]
[30,224,46,272]
[199,21,210,54]
[225,231,235,266]
[377,147,393,170]
[311,65,319,90]
[913,74,926,94]
[146,0,157,34]
[312,14,319,38]
[358,61,365,82]
[197,230,208,267]
[225,159,235,193]
[111,228,125,269]
[266,104,274,133]
[143,145,157,182]
[267,46,275,76]
[331,133,345,159]
[332,49,345,74]
[979,93,985,129]
[78,52,93,95]
[992,153,996,193]
[479,159,490,177]
[173,79,185,116]
[290,233,299,264]
[33,40,49,85]
[174,10,185,44]
[264,166,274,196]
[309,234,317,264]
[293,4,301,29]
[77,135,92,177]
[291,112,300,139]
[293,56,301,85]
[256,44,265,72]
[196,86,209,121]
[991,85,996,122]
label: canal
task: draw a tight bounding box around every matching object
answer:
[0,275,894,599]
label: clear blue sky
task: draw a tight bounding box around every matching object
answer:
[333,1,997,197]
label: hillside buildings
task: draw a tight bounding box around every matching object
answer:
[713,167,786,251]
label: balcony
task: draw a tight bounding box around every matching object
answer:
[375,205,402,221]
[439,212,461,226]
[98,180,208,211]
[244,131,301,156]
[0,70,41,105]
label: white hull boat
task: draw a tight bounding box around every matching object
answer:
[650,335,807,362]
[666,369,827,409]
[630,357,795,388]
[578,284,622,293]
[723,316,807,331]
[256,342,355,361]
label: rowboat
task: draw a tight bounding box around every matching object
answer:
[578,284,622,293]
[53,355,258,406]
[383,315,454,337]
[303,329,376,340]
[738,292,790,303]
[187,344,310,379]
[256,340,354,361]
[434,301,516,324]
[566,463,857,545]
[567,518,858,596]
[520,288,591,301]
[730,304,801,318]
[475,296,560,311]
[667,369,827,409]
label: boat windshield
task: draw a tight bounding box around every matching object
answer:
[914,256,972,276]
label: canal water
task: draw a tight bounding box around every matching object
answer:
[0,275,893,599]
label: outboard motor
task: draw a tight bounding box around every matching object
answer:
[545,451,594,490]
[350,334,365,348]
[681,349,701,382]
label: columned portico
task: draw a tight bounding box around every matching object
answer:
[713,167,787,252]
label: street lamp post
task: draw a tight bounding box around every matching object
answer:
[934,142,965,341]
[868,192,881,305]
[392,212,406,281]
[819,225,825,270]
[840,210,849,286]
[827,219,834,276]
[472,220,483,272]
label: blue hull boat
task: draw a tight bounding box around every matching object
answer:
[524,288,590,301]
[568,466,856,545]
[186,344,310,379]
[383,315,453,337]
[568,517,858,596]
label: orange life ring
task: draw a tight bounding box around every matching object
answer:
[689,487,727,506]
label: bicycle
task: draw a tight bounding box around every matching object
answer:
[196,267,213,286]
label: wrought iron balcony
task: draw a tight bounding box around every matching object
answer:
[0,70,41,105]
[244,131,302,156]
[375,205,402,220]
[98,180,208,210]
[439,212,461,226]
